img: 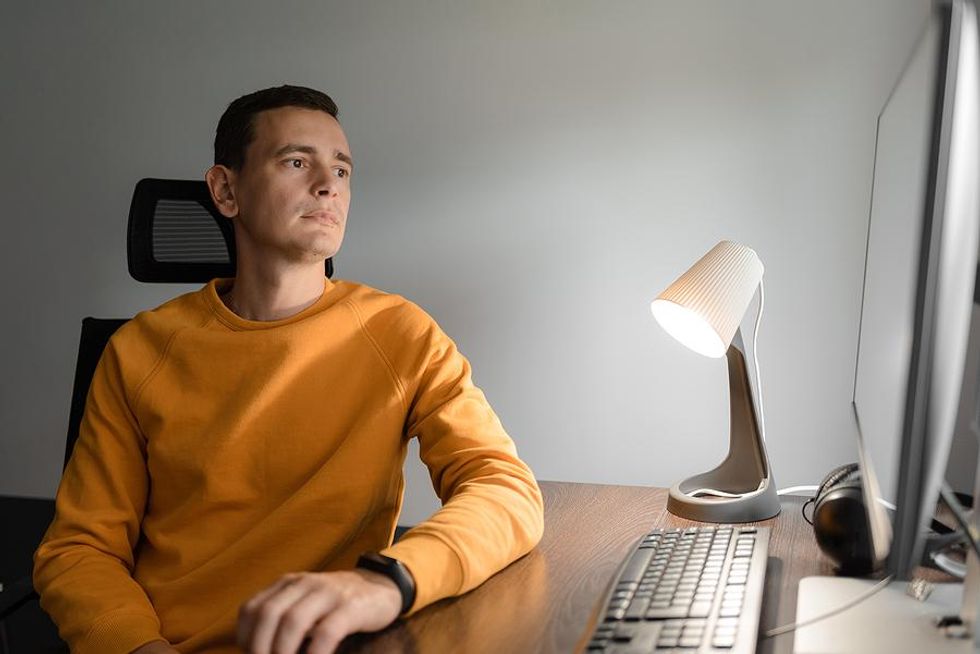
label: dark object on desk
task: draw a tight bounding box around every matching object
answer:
[585,525,769,653]
[809,463,969,581]
[810,462,876,576]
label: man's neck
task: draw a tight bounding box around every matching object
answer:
[221,262,326,322]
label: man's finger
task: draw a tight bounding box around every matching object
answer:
[271,585,343,654]
[237,575,300,648]
[239,575,312,654]
[305,606,359,654]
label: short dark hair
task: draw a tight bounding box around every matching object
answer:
[214,85,339,170]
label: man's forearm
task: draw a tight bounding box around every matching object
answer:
[382,468,545,613]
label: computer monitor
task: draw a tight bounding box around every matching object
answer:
[793,2,980,652]
[853,0,979,582]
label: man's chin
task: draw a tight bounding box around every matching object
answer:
[296,240,342,264]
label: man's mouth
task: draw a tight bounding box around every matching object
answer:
[302,211,340,226]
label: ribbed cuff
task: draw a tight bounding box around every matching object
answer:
[76,610,164,654]
[382,532,464,616]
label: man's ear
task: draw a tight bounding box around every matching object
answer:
[205,165,239,219]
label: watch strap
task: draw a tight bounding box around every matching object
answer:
[356,552,416,615]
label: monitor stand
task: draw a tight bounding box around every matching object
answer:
[792,577,971,653]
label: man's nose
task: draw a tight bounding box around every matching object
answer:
[313,169,337,197]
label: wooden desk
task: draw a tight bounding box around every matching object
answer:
[345,480,831,653]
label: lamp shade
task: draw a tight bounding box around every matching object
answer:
[651,240,764,358]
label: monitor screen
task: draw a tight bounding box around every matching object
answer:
[853,0,979,579]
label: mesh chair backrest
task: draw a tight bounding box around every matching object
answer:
[65,318,128,469]
[127,178,333,282]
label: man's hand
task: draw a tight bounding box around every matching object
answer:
[237,569,403,654]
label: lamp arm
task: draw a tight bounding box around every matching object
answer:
[666,326,781,522]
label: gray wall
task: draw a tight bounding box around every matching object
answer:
[1,1,934,525]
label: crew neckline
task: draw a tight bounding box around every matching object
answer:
[204,277,337,330]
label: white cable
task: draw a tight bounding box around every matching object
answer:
[753,279,766,442]
[688,479,766,499]
[777,485,819,496]
[764,575,894,638]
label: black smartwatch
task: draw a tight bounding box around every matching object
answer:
[356,552,416,615]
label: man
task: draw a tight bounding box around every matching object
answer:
[34,85,545,654]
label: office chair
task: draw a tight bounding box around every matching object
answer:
[0,178,335,651]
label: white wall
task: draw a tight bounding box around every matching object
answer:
[1,1,931,525]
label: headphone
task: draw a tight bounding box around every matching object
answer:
[806,462,961,576]
[806,463,875,575]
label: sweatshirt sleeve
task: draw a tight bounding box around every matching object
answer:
[379,309,545,614]
[33,336,165,654]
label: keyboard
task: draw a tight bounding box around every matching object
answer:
[585,525,770,653]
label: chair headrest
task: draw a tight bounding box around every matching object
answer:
[127,178,334,283]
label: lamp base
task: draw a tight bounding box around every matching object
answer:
[665,329,781,523]
[667,474,781,523]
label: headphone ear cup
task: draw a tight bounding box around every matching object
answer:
[816,463,860,500]
[813,463,873,575]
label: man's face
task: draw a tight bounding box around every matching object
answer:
[214,106,353,266]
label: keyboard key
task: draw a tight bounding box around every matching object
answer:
[605,606,627,621]
[613,621,663,651]
[624,597,651,620]
[645,606,689,619]
[621,549,656,584]
[613,622,642,640]
[679,635,703,647]
[713,634,737,648]
[688,601,712,617]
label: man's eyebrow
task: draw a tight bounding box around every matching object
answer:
[273,144,354,169]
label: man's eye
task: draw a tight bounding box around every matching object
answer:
[287,159,305,168]
[336,168,349,179]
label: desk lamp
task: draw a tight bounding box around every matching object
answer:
[650,240,780,522]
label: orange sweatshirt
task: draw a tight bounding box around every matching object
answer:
[34,277,544,654]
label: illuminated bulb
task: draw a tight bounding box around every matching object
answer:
[650,299,726,358]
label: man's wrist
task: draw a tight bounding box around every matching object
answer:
[355,552,416,615]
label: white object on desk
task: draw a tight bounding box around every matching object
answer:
[793,576,973,653]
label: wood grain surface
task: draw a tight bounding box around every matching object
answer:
[338,481,844,653]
